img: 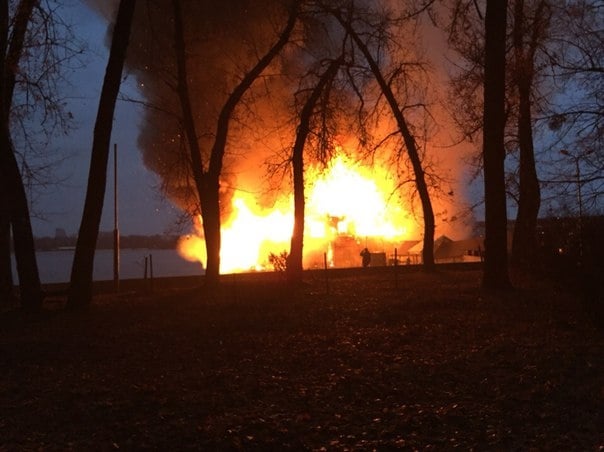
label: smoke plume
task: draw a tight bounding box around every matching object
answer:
[84,0,474,239]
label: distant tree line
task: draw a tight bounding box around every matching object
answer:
[32,233,180,251]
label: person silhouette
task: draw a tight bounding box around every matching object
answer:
[360,248,371,267]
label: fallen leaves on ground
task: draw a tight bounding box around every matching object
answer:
[0,268,602,450]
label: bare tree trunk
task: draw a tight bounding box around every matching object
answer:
[171,0,208,277]
[196,3,298,286]
[0,0,42,311]
[511,0,543,269]
[0,134,43,309]
[199,186,221,285]
[482,0,512,291]
[512,73,540,268]
[287,59,342,283]
[68,0,136,308]
[0,205,12,302]
[0,0,12,303]
[332,12,436,269]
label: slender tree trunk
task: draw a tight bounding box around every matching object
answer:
[287,59,342,283]
[0,0,13,303]
[287,135,306,281]
[201,4,298,285]
[199,185,221,285]
[333,12,435,269]
[0,0,42,311]
[512,76,540,267]
[68,0,136,308]
[482,0,512,290]
[0,205,12,302]
[171,0,211,280]
[511,0,543,268]
[0,134,42,308]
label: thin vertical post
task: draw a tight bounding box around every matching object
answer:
[323,252,329,295]
[575,157,584,265]
[113,143,120,293]
[394,248,398,290]
[149,253,154,293]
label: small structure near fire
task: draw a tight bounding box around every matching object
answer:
[406,235,484,264]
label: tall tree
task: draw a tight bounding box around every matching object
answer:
[510,0,548,268]
[447,0,555,271]
[545,0,603,214]
[286,58,342,283]
[0,1,12,303]
[68,0,136,308]
[0,0,42,310]
[482,0,512,290]
[331,5,436,269]
[171,0,299,286]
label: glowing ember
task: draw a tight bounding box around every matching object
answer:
[178,151,416,273]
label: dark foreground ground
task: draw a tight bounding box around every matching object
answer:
[1,267,602,450]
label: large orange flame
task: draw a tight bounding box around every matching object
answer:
[177,151,417,273]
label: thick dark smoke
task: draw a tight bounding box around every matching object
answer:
[85,0,298,217]
[83,1,474,238]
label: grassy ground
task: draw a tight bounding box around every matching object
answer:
[1,267,602,450]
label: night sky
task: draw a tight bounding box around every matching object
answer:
[29,3,181,238]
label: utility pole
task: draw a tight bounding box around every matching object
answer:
[113,143,120,292]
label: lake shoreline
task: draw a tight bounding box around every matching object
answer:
[11,248,203,284]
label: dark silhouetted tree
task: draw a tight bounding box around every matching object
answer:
[0,0,81,306]
[0,3,13,304]
[544,0,603,214]
[482,0,512,290]
[447,0,551,269]
[171,0,299,286]
[68,0,136,308]
[330,5,436,269]
[286,58,342,283]
[0,0,42,310]
[0,198,11,302]
[510,0,549,268]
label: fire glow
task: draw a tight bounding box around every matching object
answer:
[177,152,417,273]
